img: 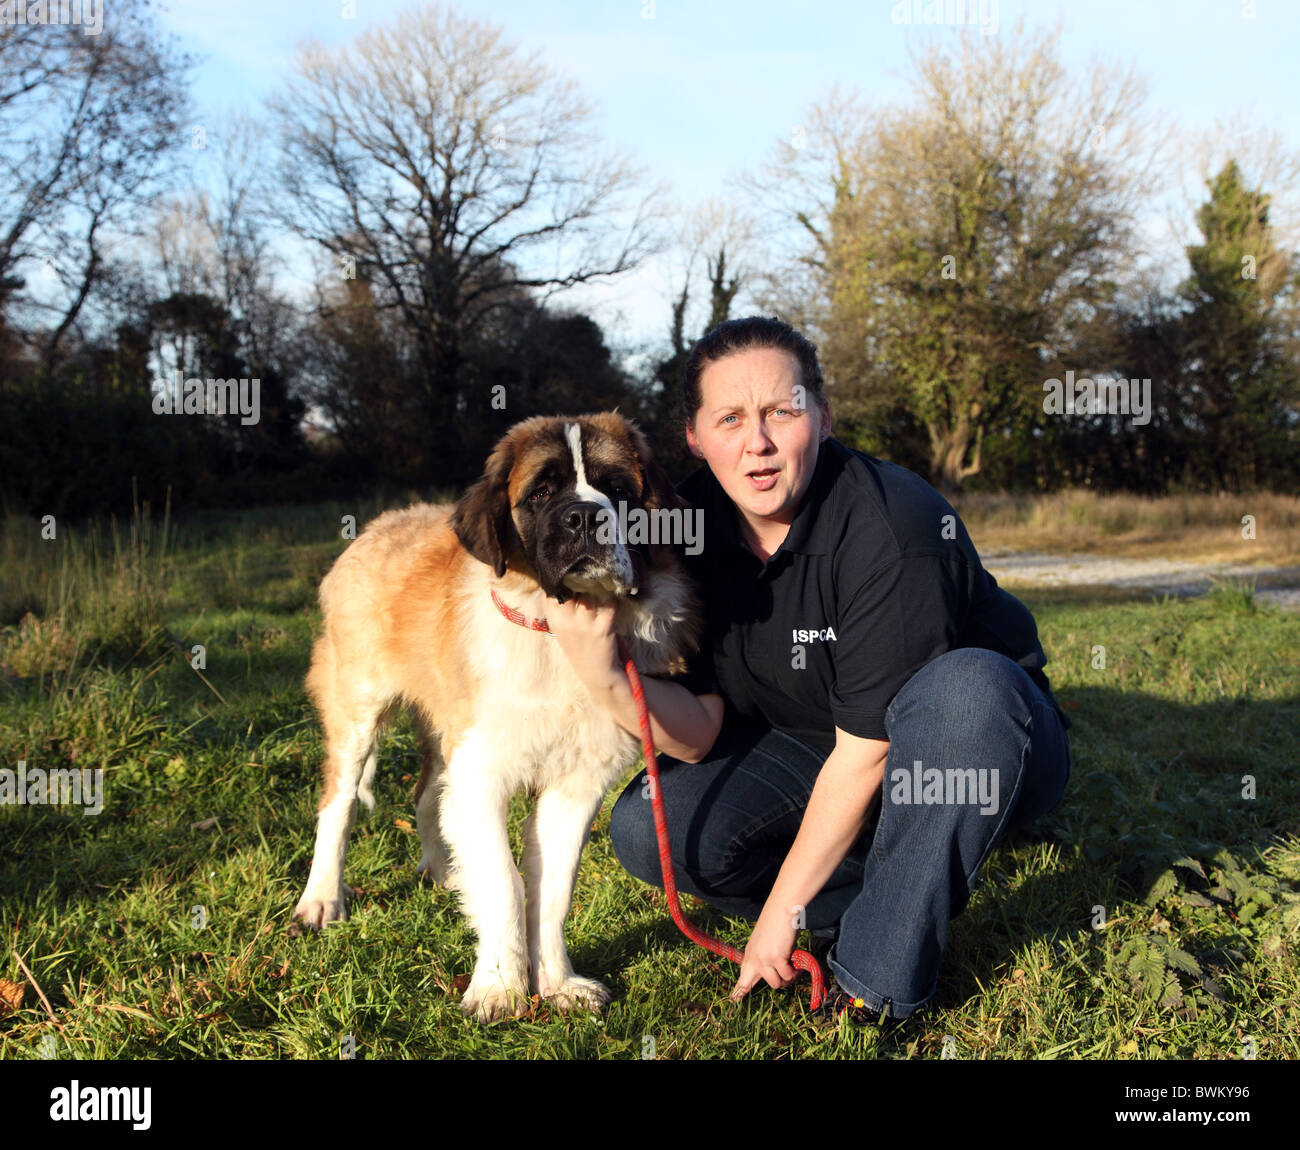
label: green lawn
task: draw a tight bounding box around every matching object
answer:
[1,502,1298,1059]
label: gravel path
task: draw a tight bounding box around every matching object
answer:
[980,550,1300,610]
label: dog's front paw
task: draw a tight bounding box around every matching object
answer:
[460,974,530,1023]
[540,975,612,1013]
[291,885,354,931]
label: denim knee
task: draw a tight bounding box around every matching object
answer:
[608,771,661,885]
[887,646,1068,830]
[911,645,1034,698]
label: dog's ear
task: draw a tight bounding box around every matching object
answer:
[620,419,686,511]
[643,457,687,511]
[451,438,517,577]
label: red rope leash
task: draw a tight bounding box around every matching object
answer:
[617,637,825,1012]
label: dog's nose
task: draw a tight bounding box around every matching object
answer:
[561,501,604,538]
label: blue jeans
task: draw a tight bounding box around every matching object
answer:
[608,647,1072,1019]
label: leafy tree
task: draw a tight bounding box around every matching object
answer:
[749,24,1155,492]
[301,265,637,489]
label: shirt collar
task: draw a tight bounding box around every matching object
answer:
[683,438,843,560]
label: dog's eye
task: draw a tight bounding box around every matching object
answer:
[604,476,638,501]
[528,485,551,505]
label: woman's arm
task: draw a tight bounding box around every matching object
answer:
[546,594,725,763]
[731,727,890,1000]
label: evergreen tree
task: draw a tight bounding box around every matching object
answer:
[1178,161,1299,492]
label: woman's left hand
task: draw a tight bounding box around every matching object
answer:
[730,902,799,1001]
[545,594,622,692]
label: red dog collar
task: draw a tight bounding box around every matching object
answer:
[490,587,552,634]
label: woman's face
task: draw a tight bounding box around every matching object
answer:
[686,346,830,534]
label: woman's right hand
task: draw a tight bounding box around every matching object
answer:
[545,593,624,694]
[546,593,725,763]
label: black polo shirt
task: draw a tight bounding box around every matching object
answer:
[671,437,1069,755]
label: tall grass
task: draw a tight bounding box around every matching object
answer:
[0,490,173,678]
[0,492,420,681]
[953,489,1300,561]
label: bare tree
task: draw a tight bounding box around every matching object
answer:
[1172,117,1300,258]
[146,114,292,383]
[267,2,660,474]
[659,197,758,358]
[738,88,870,341]
[0,3,192,368]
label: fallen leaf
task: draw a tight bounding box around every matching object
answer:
[189,817,219,831]
[0,979,25,1012]
[394,818,415,834]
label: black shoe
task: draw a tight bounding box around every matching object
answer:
[816,976,907,1035]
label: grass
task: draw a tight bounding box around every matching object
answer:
[1,494,1298,1059]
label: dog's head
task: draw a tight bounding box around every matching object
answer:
[450,413,685,604]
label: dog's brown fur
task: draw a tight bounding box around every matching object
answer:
[293,413,698,1020]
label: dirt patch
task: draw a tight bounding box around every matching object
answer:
[981,549,1300,610]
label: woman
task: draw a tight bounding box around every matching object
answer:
[547,316,1071,1024]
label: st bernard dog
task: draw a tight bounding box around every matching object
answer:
[292,413,699,1022]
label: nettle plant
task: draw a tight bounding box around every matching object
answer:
[1109,848,1300,1016]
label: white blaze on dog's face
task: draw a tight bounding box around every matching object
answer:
[450,413,685,604]
[559,421,637,597]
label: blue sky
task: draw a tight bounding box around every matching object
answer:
[158,0,1300,351]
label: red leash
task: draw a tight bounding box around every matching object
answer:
[491,586,825,1010]
[617,638,826,1011]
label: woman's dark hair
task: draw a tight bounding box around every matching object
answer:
[680,315,826,425]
